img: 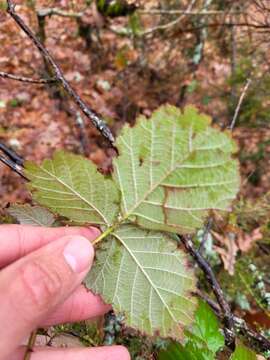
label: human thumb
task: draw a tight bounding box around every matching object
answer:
[0,235,94,358]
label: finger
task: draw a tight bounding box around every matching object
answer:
[0,234,94,359]
[42,285,111,326]
[0,225,99,268]
[11,346,130,360]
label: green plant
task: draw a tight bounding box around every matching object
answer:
[158,302,265,360]
[227,57,270,127]
[230,344,257,360]
[8,98,22,108]
[13,105,240,341]
[158,300,225,360]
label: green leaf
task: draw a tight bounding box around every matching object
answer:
[113,105,239,234]
[158,301,224,360]
[25,151,120,227]
[159,341,215,360]
[185,300,224,353]
[86,224,197,339]
[8,204,55,226]
[230,344,257,360]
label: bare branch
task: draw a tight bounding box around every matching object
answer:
[0,142,27,180]
[110,20,270,39]
[141,0,197,36]
[6,0,114,144]
[197,291,270,354]
[230,78,252,130]
[186,22,270,31]
[0,155,27,180]
[139,9,244,16]
[179,235,236,349]
[0,71,56,84]
[0,142,24,166]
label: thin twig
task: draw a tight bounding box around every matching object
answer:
[141,0,197,36]
[6,0,114,144]
[230,78,252,130]
[179,235,236,349]
[139,9,244,16]
[0,155,27,180]
[23,329,37,360]
[0,71,56,84]
[109,21,270,39]
[195,290,221,314]
[0,142,27,180]
[187,22,270,31]
[141,22,270,38]
[0,142,24,166]
[139,1,256,37]
[35,11,90,156]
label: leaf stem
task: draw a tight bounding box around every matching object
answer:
[23,329,37,360]
[92,226,115,246]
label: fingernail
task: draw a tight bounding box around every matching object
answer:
[63,236,93,273]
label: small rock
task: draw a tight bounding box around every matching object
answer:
[16,92,31,104]
[96,79,111,92]
[8,138,22,150]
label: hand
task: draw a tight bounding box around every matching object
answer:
[0,225,130,360]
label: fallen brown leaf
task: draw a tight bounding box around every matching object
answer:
[237,228,263,253]
[212,230,238,276]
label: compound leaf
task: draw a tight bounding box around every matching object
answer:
[86,224,197,339]
[25,151,120,227]
[113,105,239,233]
[8,204,55,227]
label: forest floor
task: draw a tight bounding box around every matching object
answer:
[0,0,270,207]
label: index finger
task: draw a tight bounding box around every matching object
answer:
[0,225,100,268]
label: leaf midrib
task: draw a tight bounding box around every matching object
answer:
[113,232,183,329]
[120,126,198,223]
